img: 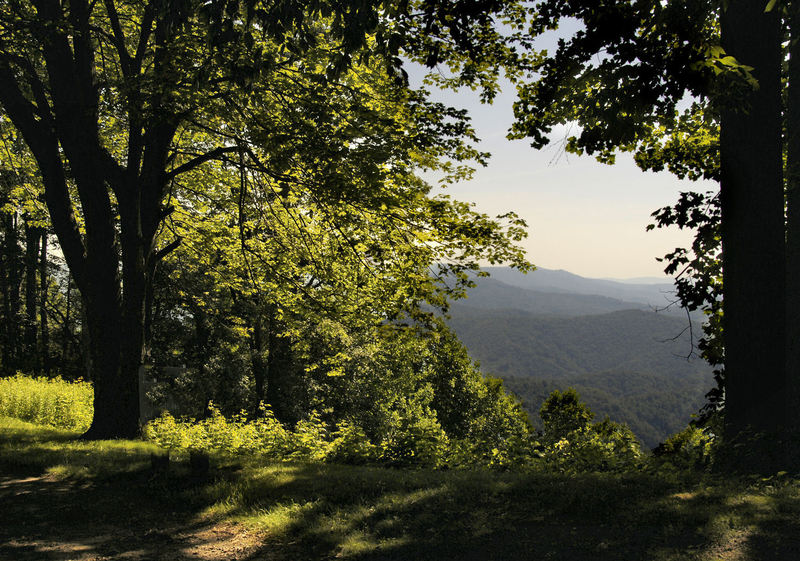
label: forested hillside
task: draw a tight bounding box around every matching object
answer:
[445,279,713,447]
[447,306,709,380]
[502,374,708,448]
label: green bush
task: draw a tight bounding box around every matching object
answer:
[144,403,295,458]
[538,389,644,473]
[146,402,452,468]
[0,373,93,431]
[539,387,594,445]
[654,423,716,472]
[327,420,378,464]
[541,419,644,473]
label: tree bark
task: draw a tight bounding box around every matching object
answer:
[61,276,71,374]
[2,211,22,374]
[266,311,297,425]
[40,231,49,374]
[0,210,9,373]
[720,1,786,461]
[251,309,267,409]
[786,1,800,463]
[24,223,40,372]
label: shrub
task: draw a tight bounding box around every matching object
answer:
[144,403,295,458]
[327,420,378,464]
[654,423,716,472]
[0,373,93,431]
[144,401,452,468]
[539,387,594,445]
[538,389,644,473]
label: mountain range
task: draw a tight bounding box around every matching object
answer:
[444,267,714,448]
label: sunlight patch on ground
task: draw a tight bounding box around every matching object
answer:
[242,500,319,534]
[700,527,753,561]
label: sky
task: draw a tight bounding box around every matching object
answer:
[408,25,717,282]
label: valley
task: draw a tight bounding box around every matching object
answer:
[446,268,714,448]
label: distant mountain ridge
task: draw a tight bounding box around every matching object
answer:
[480,266,678,309]
[443,267,713,448]
[459,278,652,317]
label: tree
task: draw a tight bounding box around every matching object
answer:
[0,0,527,438]
[483,0,796,469]
[0,119,53,375]
[539,387,594,445]
[141,59,530,421]
[718,0,785,448]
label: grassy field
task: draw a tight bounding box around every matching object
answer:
[2,417,800,561]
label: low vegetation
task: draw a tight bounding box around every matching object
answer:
[0,373,709,477]
[2,416,800,561]
[2,376,800,560]
[0,374,93,431]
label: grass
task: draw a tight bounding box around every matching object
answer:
[0,374,93,431]
[3,417,800,560]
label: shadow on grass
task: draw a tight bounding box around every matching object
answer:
[2,420,800,561]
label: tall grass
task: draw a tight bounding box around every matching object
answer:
[0,374,93,431]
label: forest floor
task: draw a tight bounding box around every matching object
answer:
[2,417,800,561]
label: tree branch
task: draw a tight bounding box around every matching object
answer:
[154,237,181,261]
[102,0,133,76]
[165,145,242,180]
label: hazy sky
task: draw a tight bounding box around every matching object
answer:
[410,26,717,281]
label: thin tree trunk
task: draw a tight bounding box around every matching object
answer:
[720,0,785,465]
[266,311,296,425]
[4,211,22,374]
[24,223,40,372]
[61,276,71,372]
[40,232,49,374]
[0,210,8,374]
[251,309,267,409]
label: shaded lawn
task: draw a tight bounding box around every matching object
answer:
[1,417,799,560]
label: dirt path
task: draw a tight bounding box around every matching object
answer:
[0,475,269,561]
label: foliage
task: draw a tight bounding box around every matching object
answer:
[649,190,724,418]
[9,420,800,560]
[537,388,644,473]
[504,373,708,450]
[539,388,594,444]
[144,391,530,470]
[541,422,644,474]
[0,373,92,431]
[0,0,533,438]
[509,1,720,158]
[653,423,717,473]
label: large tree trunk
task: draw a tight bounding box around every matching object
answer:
[80,223,142,440]
[786,3,800,464]
[720,1,785,464]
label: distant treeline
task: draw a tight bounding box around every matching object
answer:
[503,372,709,448]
